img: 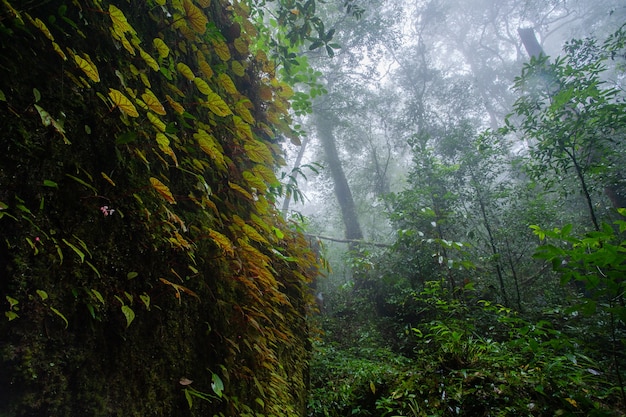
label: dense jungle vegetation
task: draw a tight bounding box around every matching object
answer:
[1,1,626,417]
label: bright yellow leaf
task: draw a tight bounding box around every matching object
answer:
[233,115,253,141]
[52,42,67,60]
[250,213,272,235]
[229,181,253,200]
[155,133,178,165]
[166,94,185,114]
[109,4,136,35]
[235,100,255,124]
[198,59,213,79]
[176,62,195,80]
[150,177,176,204]
[231,60,245,77]
[147,112,166,132]
[203,92,231,117]
[139,47,159,71]
[242,223,268,245]
[33,17,54,41]
[208,229,234,256]
[101,172,116,186]
[74,54,100,82]
[153,37,170,58]
[218,73,238,96]
[108,88,139,117]
[183,0,208,34]
[244,140,273,164]
[140,72,151,88]
[211,38,231,61]
[243,171,266,193]
[193,77,212,95]
[252,164,278,185]
[142,89,166,115]
[194,129,226,170]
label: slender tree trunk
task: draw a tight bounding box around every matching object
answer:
[314,110,363,244]
[471,175,509,306]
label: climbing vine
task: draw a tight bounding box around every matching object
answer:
[0,1,319,416]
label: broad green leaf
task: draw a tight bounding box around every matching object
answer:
[140,293,150,310]
[6,296,19,309]
[5,311,19,321]
[193,77,212,95]
[203,91,232,117]
[211,373,224,397]
[121,305,135,327]
[91,289,105,305]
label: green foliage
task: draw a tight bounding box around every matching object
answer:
[310,280,622,416]
[505,26,626,229]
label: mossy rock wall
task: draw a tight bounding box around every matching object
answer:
[0,1,317,416]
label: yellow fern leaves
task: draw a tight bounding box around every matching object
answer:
[208,229,234,256]
[74,54,100,83]
[139,47,159,71]
[233,116,253,141]
[218,73,238,96]
[150,177,176,204]
[108,88,138,117]
[141,90,166,115]
[176,62,195,80]
[203,92,232,117]
[109,5,136,36]
[153,38,170,58]
[245,140,273,164]
[166,95,185,114]
[193,77,212,95]
[32,17,54,41]
[147,112,166,132]
[183,0,208,34]
[194,129,226,170]
[155,133,178,165]
[211,38,231,61]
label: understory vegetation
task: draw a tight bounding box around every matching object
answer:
[307,18,626,417]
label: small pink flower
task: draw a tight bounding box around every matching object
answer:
[100,206,115,216]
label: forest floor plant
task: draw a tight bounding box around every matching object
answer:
[308,280,623,416]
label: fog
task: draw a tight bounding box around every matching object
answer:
[280,0,626,259]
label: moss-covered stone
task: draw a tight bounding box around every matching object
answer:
[0,1,317,416]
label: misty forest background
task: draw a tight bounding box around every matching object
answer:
[1,0,626,416]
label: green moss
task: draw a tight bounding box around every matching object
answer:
[0,1,318,416]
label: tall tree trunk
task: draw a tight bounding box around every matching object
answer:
[314,110,363,244]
